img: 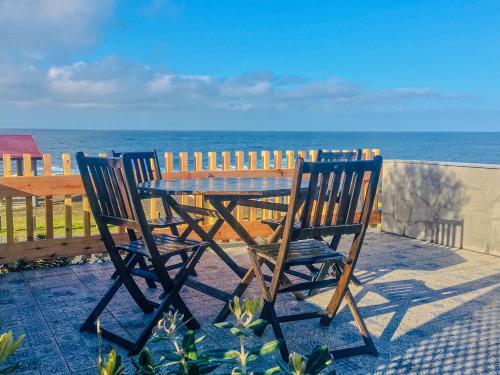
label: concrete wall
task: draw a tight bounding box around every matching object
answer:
[382,160,500,256]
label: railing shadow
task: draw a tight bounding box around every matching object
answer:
[383,162,470,249]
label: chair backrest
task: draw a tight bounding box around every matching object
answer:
[316,149,362,162]
[274,156,383,277]
[77,152,161,258]
[117,151,174,218]
[111,150,162,184]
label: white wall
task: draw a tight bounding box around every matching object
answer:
[382,160,500,256]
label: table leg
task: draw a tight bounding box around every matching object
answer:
[163,195,247,278]
[208,197,304,320]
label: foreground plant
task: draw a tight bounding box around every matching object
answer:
[97,320,124,375]
[132,311,219,374]
[274,346,334,375]
[0,330,25,374]
[207,296,281,374]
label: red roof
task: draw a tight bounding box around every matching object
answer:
[0,135,43,160]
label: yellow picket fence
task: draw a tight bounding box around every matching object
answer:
[0,148,381,264]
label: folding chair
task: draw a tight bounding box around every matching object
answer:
[262,149,364,287]
[247,156,382,360]
[77,152,208,355]
[110,150,203,281]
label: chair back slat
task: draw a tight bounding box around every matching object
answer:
[300,172,319,228]
[111,150,162,182]
[333,169,354,226]
[77,153,138,230]
[112,151,173,218]
[316,149,362,162]
[323,172,342,226]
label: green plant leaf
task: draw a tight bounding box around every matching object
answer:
[198,363,221,374]
[262,367,283,375]
[195,335,207,344]
[246,319,267,331]
[182,330,198,360]
[289,352,305,373]
[214,322,235,329]
[274,356,290,372]
[229,327,252,336]
[305,345,332,374]
[250,340,281,356]
[203,348,240,359]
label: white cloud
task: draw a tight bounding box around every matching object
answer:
[47,62,117,96]
[0,57,466,111]
[0,0,114,60]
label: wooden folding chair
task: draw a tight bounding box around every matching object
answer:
[247,156,382,360]
[109,151,203,281]
[262,148,364,286]
[76,152,208,355]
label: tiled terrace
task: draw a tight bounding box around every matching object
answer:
[1,232,499,374]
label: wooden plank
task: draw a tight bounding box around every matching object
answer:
[62,153,72,239]
[261,150,271,220]
[285,150,294,207]
[149,156,159,225]
[23,154,34,241]
[43,154,55,239]
[248,151,257,221]
[309,149,318,162]
[222,151,231,170]
[235,151,244,220]
[207,152,218,224]
[372,148,382,228]
[298,150,306,160]
[194,151,203,208]
[0,233,128,264]
[3,154,14,243]
[273,150,283,220]
[164,152,174,173]
[179,152,189,207]
[208,151,217,171]
[221,151,232,240]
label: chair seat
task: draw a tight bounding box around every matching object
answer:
[148,216,203,228]
[249,239,350,266]
[116,234,207,258]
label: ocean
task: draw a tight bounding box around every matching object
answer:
[1,129,499,173]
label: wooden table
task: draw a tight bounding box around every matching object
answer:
[138,177,308,319]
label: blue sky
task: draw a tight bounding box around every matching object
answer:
[0,0,499,130]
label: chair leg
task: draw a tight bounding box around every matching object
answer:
[171,224,197,276]
[110,252,133,280]
[137,256,157,289]
[319,265,377,359]
[248,251,289,360]
[131,247,205,355]
[214,266,255,323]
[81,254,155,333]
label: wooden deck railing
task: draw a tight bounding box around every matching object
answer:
[0,149,381,264]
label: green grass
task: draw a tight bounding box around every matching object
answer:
[0,197,97,242]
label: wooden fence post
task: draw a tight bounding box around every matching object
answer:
[261,151,271,220]
[43,154,55,239]
[23,154,34,241]
[194,152,204,216]
[235,151,244,220]
[273,150,283,219]
[62,154,72,239]
[3,154,14,243]
[207,152,217,224]
[248,151,257,221]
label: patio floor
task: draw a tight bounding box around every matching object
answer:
[1,231,499,374]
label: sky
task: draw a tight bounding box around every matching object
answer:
[0,0,499,131]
